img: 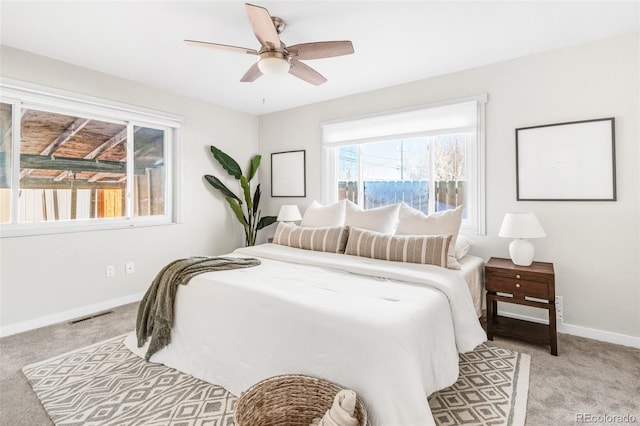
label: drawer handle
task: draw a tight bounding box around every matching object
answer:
[515,283,521,288]
[516,274,521,279]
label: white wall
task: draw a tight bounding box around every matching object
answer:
[258,34,640,344]
[0,46,259,334]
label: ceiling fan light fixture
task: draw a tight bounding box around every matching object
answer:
[258,51,290,76]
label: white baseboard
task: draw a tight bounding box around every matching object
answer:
[557,321,640,349]
[498,311,640,349]
[0,292,144,338]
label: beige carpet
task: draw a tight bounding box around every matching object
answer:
[22,334,529,425]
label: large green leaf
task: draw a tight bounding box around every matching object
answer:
[204,175,240,201]
[247,155,261,181]
[256,215,278,230]
[252,184,261,215]
[225,197,248,226]
[240,175,252,212]
[211,146,242,179]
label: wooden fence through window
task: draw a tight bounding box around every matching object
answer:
[13,167,164,222]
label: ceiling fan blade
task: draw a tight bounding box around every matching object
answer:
[184,40,258,55]
[287,41,354,60]
[289,60,327,86]
[245,3,280,50]
[240,62,263,82]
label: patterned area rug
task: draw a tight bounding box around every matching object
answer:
[428,345,530,425]
[23,335,529,426]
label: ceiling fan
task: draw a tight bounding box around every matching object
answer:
[184,3,354,86]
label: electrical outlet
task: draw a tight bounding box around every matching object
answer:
[105,264,115,278]
[125,262,135,275]
[555,296,563,320]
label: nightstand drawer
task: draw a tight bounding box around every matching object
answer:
[486,275,550,299]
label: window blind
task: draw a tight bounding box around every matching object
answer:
[321,95,486,146]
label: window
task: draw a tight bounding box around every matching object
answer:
[337,134,469,212]
[0,80,182,237]
[322,95,486,234]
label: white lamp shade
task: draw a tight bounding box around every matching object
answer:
[258,56,290,76]
[277,205,302,222]
[498,212,546,239]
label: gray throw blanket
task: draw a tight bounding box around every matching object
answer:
[136,256,261,360]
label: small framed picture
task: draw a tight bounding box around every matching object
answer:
[271,150,306,197]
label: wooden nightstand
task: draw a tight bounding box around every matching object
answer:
[485,257,557,355]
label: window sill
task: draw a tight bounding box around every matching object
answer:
[0,216,175,238]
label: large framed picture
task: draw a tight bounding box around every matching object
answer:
[271,150,306,197]
[516,118,616,201]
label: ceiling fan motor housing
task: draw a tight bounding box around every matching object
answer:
[271,16,286,34]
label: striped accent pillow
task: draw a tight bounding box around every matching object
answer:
[273,222,349,254]
[345,227,452,267]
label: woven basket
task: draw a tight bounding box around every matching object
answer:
[234,374,368,426]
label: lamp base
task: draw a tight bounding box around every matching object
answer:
[509,239,535,266]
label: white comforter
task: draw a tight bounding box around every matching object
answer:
[125,244,486,426]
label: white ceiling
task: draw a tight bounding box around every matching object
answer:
[1,1,638,115]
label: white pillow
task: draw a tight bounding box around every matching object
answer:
[454,235,473,259]
[300,200,346,227]
[395,204,463,269]
[344,200,400,234]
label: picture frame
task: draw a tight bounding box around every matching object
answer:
[271,150,306,197]
[516,117,616,201]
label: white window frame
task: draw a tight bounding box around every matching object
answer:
[321,95,487,235]
[0,78,183,238]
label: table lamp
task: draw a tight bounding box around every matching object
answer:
[498,212,546,266]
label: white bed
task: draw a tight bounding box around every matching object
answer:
[125,243,486,426]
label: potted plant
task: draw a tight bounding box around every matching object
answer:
[204,146,277,246]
